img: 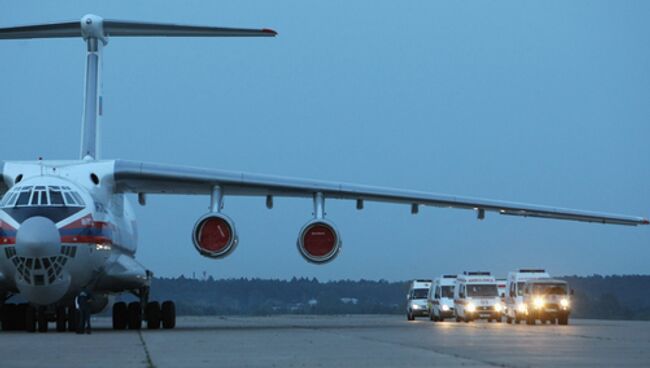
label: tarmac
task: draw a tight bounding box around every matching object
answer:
[0,315,649,367]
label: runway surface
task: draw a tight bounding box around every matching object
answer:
[0,315,649,367]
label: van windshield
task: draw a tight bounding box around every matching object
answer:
[530,283,567,295]
[412,288,428,299]
[467,284,498,297]
[441,286,454,298]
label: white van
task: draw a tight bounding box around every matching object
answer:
[428,275,456,322]
[454,272,503,323]
[520,278,573,325]
[406,279,432,321]
[505,269,551,324]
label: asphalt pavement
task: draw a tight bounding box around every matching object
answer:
[0,315,648,367]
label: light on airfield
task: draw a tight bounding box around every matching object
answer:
[466,303,476,313]
[533,297,545,309]
[560,298,570,308]
[517,303,527,313]
[494,303,503,312]
[442,304,450,312]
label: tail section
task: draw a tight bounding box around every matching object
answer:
[0,14,276,160]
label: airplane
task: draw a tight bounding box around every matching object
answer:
[0,14,647,333]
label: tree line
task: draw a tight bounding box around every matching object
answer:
[122,275,650,320]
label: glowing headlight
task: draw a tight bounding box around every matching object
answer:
[560,298,570,308]
[412,304,422,310]
[517,303,527,313]
[442,304,450,312]
[494,303,503,312]
[466,303,476,313]
[533,297,545,309]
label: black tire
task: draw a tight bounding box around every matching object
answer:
[113,302,128,330]
[487,318,493,323]
[127,302,142,330]
[25,305,36,332]
[56,306,67,332]
[407,312,414,321]
[506,316,512,324]
[161,301,176,329]
[2,304,16,331]
[37,307,48,333]
[15,304,27,331]
[146,302,161,330]
[67,306,78,332]
[464,317,470,323]
[456,316,461,322]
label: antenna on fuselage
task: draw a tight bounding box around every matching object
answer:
[0,14,277,160]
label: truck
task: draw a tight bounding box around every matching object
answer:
[520,279,572,325]
[505,269,551,324]
[428,275,456,322]
[406,279,432,321]
[453,272,503,323]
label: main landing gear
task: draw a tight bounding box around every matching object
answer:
[112,287,176,330]
[1,302,77,333]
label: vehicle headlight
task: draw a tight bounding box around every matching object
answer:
[412,304,421,310]
[494,303,503,312]
[442,304,450,312]
[560,298,570,308]
[533,297,545,309]
[466,303,476,313]
[516,303,527,313]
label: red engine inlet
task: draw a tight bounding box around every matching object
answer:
[297,220,341,264]
[192,213,238,259]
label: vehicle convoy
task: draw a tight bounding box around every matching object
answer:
[406,280,432,320]
[428,275,456,322]
[505,269,551,324]
[520,279,572,325]
[454,272,504,323]
[0,15,647,333]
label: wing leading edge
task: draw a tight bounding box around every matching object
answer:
[112,160,649,226]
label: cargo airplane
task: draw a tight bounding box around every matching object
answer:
[0,15,647,333]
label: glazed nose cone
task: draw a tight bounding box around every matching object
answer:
[15,216,61,258]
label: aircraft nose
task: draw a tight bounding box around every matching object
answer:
[15,216,61,257]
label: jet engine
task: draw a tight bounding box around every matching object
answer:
[297,219,341,264]
[192,213,238,259]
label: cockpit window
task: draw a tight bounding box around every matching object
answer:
[0,185,86,223]
[1,185,85,209]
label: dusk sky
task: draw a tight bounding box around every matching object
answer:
[1,1,649,280]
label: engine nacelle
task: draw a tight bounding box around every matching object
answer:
[192,213,238,259]
[297,219,341,264]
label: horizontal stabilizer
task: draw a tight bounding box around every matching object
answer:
[0,14,276,41]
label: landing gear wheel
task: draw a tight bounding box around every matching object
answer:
[25,305,36,332]
[0,303,14,331]
[161,301,176,329]
[56,306,67,332]
[146,302,161,330]
[113,302,128,330]
[127,302,142,330]
[37,307,48,333]
[67,306,78,332]
[15,304,27,331]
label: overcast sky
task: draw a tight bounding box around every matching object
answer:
[1,1,649,280]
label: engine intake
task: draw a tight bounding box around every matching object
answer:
[297,219,341,264]
[192,213,238,259]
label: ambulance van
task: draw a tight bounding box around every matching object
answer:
[428,275,456,322]
[454,272,503,323]
[406,279,432,320]
[505,269,550,324]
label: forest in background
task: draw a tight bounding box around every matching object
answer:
[121,275,650,320]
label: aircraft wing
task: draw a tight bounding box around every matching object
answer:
[112,160,649,226]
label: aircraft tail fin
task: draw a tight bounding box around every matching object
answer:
[0,14,276,160]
